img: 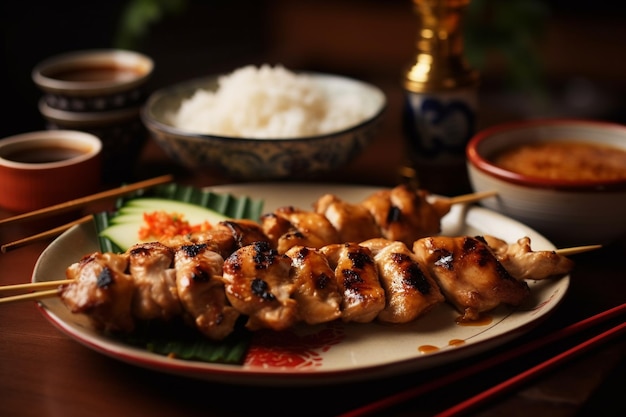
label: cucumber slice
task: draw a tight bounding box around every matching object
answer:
[100,197,230,251]
[125,198,229,225]
[100,222,153,251]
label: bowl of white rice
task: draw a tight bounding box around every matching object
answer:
[141,65,386,180]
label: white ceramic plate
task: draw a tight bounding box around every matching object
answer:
[33,183,568,386]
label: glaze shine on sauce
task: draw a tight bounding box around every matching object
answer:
[492,141,626,182]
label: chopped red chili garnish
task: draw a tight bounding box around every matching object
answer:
[138,211,212,240]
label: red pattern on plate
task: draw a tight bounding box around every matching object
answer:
[244,323,346,369]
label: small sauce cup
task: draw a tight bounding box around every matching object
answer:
[32,49,154,112]
[0,130,102,213]
[466,119,626,246]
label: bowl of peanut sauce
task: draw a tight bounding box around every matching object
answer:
[466,119,626,246]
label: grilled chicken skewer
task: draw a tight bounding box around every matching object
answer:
[264,184,462,254]
[59,226,574,339]
[55,183,570,339]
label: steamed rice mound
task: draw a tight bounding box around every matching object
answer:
[172,65,372,139]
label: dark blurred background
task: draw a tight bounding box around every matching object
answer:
[1,0,625,139]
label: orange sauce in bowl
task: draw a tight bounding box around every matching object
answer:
[492,141,626,182]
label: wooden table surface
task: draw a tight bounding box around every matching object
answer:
[1,81,625,417]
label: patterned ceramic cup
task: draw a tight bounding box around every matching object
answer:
[32,49,153,112]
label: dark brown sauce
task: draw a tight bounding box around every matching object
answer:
[2,145,88,163]
[48,64,143,82]
[418,344,439,354]
[456,314,493,326]
[448,339,465,347]
[417,339,466,353]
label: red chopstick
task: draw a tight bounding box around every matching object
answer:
[434,321,625,417]
[337,303,626,417]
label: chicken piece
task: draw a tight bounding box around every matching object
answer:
[60,251,135,333]
[313,194,381,243]
[222,241,298,331]
[163,219,270,259]
[313,193,381,243]
[261,206,340,253]
[320,242,386,323]
[481,235,575,281]
[220,219,272,250]
[174,243,239,340]
[413,236,530,322]
[284,245,342,324]
[361,238,445,323]
[360,184,451,246]
[126,242,181,321]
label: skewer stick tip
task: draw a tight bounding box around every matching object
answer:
[445,190,498,206]
[554,244,602,256]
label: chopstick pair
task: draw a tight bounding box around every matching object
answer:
[337,302,626,417]
[0,174,175,253]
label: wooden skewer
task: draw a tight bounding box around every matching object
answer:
[1,215,93,253]
[0,279,75,305]
[444,190,498,206]
[0,289,60,305]
[554,244,602,256]
[0,279,74,293]
[0,174,174,227]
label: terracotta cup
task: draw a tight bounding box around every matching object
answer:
[0,130,102,213]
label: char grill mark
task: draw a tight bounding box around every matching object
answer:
[251,241,279,269]
[251,278,275,301]
[347,248,373,270]
[181,243,208,258]
[387,205,401,223]
[97,268,114,288]
[342,269,365,292]
[390,252,433,295]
